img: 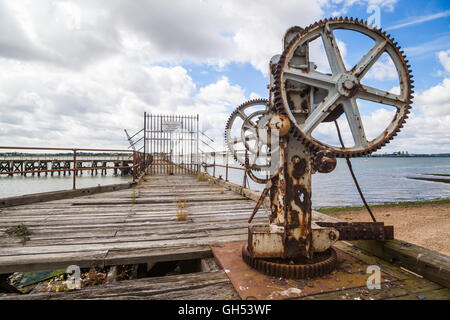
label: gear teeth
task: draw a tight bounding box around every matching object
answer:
[242,245,337,279]
[272,17,414,158]
[225,99,271,171]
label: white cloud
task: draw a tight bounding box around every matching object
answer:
[0,0,326,74]
[0,55,246,150]
[365,54,398,81]
[249,92,262,100]
[0,0,325,150]
[386,9,450,31]
[438,49,450,73]
[414,78,450,116]
[196,76,245,106]
[2,0,447,157]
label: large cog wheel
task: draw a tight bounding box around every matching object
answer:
[273,17,414,157]
[225,99,274,171]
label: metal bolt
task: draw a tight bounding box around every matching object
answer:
[344,80,354,90]
[329,231,337,241]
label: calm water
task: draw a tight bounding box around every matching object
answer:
[0,173,130,199]
[1,157,449,208]
[207,157,450,208]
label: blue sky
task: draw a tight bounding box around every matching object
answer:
[181,0,450,153]
[184,0,450,104]
[0,0,448,154]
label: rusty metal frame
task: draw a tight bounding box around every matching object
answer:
[144,113,199,175]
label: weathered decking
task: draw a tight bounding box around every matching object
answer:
[0,174,449,300]
[0,175,267,274]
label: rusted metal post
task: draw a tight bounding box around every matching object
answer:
[212,152,216,177]
[225,151,229,182]
[143,112,147,168]
[72,149,77,190]
[243,150,248,188]
[196,114,199,173]
[132,151,137,182]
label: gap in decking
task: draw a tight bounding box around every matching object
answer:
[1,259,208,294]
[136,259,203,278]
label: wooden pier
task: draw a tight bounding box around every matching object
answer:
[0,158,133,177]
[0,173,449,300]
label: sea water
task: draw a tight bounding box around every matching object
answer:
[0,157,449,208]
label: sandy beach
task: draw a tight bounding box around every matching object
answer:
[318,200,450,256]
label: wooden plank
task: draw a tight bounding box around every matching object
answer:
[298,277,445,300]
[353,239,450,289]
[70,194,246,206]
[104,246,212,267]
[0,250,108,274]
[386,287,450,300]
[2,171,447,302]
[0,270,238,300]
[201,258,220,272]
[0,182,134,208]
[0,234,247,257]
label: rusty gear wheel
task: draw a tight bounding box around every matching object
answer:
[242,245,337,279]
[225,99,273,171]
[273,17,414,157]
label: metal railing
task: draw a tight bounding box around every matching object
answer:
[165,149,267,189]
[0,146,151,189]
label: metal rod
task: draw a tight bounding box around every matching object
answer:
[196,114,199,173]
[212,152,216,177]
[129,128,144,140]
[225,150,229,181]
[73,150,77,190]
[144,112,147,168]
[133,151,137,182]
[334,120,377,223]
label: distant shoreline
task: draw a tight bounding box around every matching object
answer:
[316,198,450,213]
[370,154,450,157]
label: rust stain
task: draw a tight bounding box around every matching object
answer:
[312,150,337,173]
[212,241,397,300]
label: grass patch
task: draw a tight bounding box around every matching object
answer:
[316,198,450,215]
[423,173,450,177]
[197,172,208,182]
[5,224,31,245]
[175,198,188,221]
[131,188,137,204]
